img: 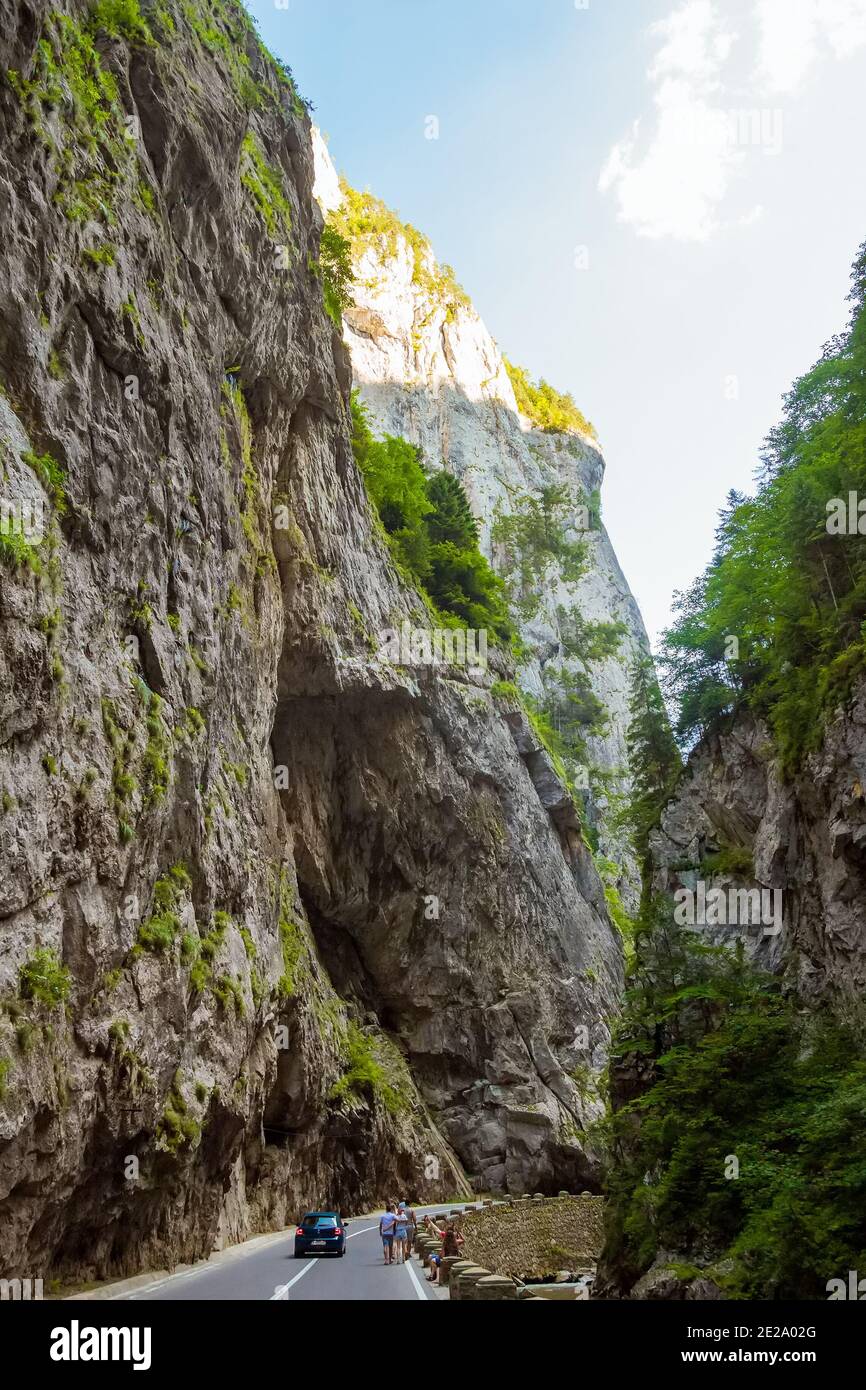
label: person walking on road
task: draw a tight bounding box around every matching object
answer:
[379,1204,397,1265]
[394,1202,409,1264]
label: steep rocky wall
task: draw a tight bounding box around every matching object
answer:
[597,684,866,1301]
[0,0,622,1280]
[313,133,649,906]
[650,682,866,1003]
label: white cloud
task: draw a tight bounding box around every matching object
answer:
[599,1,741,241]
[756,0,866,92]
[600,0,866,240]
[650,0,737,80]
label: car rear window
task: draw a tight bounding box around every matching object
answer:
[302,1215,337,1228]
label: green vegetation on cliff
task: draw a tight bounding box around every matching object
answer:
[605,910,866,1299]
[240,131,292,239]
[625,654,682,873]
[504,358,597,439]
[661,240,866,775]
[311,225,354,326]
[330,1021,409,1117]
[492,484,589,621]
[606,253,866,1293]
[329,180,470,318]
[350,394,512,642]
[19,948,72,1008]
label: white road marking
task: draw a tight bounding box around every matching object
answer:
[271,1260,317,1300]
[271,1223,376,1298]
[404,1255,432,1301]
[115,1213,459,1302]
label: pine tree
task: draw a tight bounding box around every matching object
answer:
[626,654,681,872]
[425,470,479,547]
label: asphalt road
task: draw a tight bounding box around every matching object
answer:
[118,1204,477,1302]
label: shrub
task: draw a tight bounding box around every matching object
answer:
[329,1021,408,1116]
[19,947,71,1007]
[0,528,42,574]
[503,357,597,438]
[88,0,153,43]
[702,845,755,878]
[329,181,469,316]
[314,225,354,326]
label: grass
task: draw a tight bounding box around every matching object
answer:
[19,947,71,1007]
[213,973,245,1015]
[155,1074,201,1154]
[142,692,171,802]
[83,241,118,268]
[240,131,292,240]
[277,914,306,999]
[22,449,66,512]
[177,0,305,113]
[135,864,190,954]
[329,1021,409,1117]
[7,10,146,226]
[0,528,43,574]
[187,910,232,993]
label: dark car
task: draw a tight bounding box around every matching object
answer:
[293,1211,348,1257]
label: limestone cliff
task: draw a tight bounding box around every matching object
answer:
[313,132,650,907]
[650,683,866,1003]
[0,0,626,1281]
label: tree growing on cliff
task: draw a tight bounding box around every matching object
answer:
[491,483,588,620]
[626,654,681,872]
[350,394,512,641]
[661,238,866,775]
[316,225,354,326]
[604,914,866,1300]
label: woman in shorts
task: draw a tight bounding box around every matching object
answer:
[393,1203,409,1263]
[379,1204,397,1264]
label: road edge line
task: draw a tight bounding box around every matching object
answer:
[404,1254,432,1301]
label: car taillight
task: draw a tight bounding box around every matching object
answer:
[334,1227,343,1235]
[295,1227,304,1236]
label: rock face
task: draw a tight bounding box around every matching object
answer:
[650,685,866,1000]
[0,0,626,1280]
[313,133,650,904]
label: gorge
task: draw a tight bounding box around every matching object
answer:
[0,0,864,1304]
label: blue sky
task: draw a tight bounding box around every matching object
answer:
[247,0,866,645]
